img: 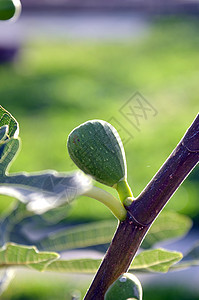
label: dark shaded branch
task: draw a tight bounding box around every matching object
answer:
[84,114,199,300]
[84,215,150,299]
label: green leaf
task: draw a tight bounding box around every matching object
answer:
[0,138,20,175]
[0,202,32,246]
[141,211,192,249]
[36,211,191,252]
[37,205,72,224]
[0,106,20,175]
[0,203,113,252]
[1,205,190,263]
[171,242,199,270]
[0,171,91,213]
[38,220,117,251]
[46,248,182,274]
[0,106,92,213]
[130,248,183,273]
[0,243,59,271]
[0,202,78,249]
[46,257,100,273]
[0,106,18,138]
[0,125,9,141]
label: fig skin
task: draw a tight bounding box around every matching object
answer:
[67,120,127,187]
[105,273,143,300]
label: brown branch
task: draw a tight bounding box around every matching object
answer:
[84,114,199,300]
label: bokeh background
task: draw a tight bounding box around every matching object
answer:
[0,0,198,299]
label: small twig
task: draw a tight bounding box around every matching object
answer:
[84,114,199,299]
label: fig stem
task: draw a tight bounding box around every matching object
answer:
[83,186,127,221]
[115,179,133,203]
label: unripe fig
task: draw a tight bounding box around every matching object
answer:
[67,120,127,187]
[105,273,142,300]
[0,0,21,21]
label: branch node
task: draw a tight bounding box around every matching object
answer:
[126,209,152,227]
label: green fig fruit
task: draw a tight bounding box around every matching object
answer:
[67,120,126,187]
[105,273,142,300]
[0,0,21,21]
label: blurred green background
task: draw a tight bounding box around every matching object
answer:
[0,13,199,300]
